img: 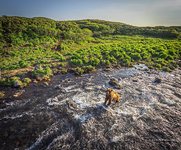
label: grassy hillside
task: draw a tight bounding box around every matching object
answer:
[0,15,181,87]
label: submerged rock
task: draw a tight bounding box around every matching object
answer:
[133,79,138,82]
[108,78,121,89]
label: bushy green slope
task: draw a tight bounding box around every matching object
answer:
[0,16,181,87]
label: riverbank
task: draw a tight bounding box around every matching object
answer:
[0,63,160,100]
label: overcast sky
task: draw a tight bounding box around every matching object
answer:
[0,0,181,27]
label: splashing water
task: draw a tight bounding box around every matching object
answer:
[0,66,181,149]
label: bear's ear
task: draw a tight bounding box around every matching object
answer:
[111,89,113,91]
[107,88,109,90]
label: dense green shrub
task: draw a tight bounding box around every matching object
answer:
[89,57,100,66]
[74,67,84,75]
[105,60,111,66]
[23,78,31,83]
[19,60,29,68]
[163,67,171,72]
[61,70,67,74]
[130,53,142,61]
[122,59,130,66]
[32,67,52,77]
[109,56,117,63]
[70,53,81,59]
[85,65,95,72]
[82,56,89,63]
[117,54,124,60]
[155,63,162,68]
[71,59,83,66]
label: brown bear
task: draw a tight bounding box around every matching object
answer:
[104,88,120,106]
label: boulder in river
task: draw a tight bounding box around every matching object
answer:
[108,78,121,89]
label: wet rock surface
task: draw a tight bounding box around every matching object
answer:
[108,78,121,89]
[0,67,181,150]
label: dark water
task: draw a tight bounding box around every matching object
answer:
[0,66,181,150]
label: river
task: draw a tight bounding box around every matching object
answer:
[0,66,181,150]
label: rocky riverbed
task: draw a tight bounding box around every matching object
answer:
[0,66,181,150]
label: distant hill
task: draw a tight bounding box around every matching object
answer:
[0,15,180,45]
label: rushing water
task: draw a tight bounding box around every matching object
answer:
[0,66,181,150]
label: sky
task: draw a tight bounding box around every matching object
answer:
[0,0,181,27]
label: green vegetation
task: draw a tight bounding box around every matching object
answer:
[0,76,31,88]
[32,67,52,79]
[74,67,84,75]
[0,16,181,87]
[61,70,67,74]
[84,65,95,72]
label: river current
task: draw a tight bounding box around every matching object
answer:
[0,66,181,150]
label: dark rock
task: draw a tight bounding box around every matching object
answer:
[13,81,21,88]
[34,65,43,70]
[108,78,121,89]
[67,68,74,73]
[68,79,73,81]
[55,85,62,89]
[35,75,43,81]
[154,78,161,83]
[55,86,66,93]
[133,79,138,82]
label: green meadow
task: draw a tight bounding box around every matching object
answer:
[0,16,181,86]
